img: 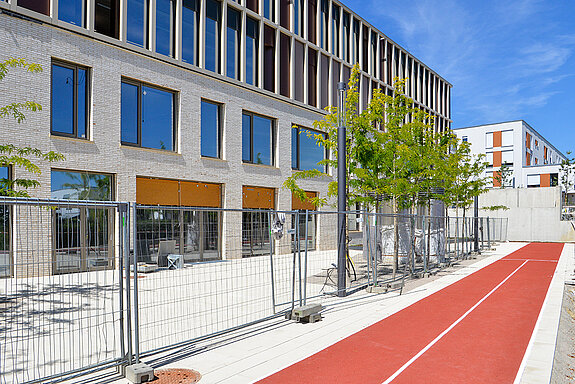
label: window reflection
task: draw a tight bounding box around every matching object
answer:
[156,0,174,56]
[226,8,241,80]
[242,112,275,166]
[246,18,259,85]
[182,0,200,65]
[51,62,89,139]
[59,0,84,26]
[127,0,147,47]
[205,0,221,73]
[292,126,326,172]
[201,100,221,158]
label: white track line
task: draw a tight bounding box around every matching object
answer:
[382,260,530,384]
[503,258,558,263]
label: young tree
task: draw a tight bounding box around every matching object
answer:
[0,58,64,197]
[560,151,575,205]
[493,164,512,188]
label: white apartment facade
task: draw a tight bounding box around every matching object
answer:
[0,0,451,276]
[454,120,566,189]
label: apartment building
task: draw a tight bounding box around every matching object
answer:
[0,0,451,276]
[454,120,566,188]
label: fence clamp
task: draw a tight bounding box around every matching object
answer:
[125,363,154,383]
[285,303,323,323]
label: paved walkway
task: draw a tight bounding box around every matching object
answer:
[86,242,571,384]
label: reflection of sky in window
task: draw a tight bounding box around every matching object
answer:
[156,0,172,56]
[52,64,74,135]
[51,170,111,201]
[142,86,173,150]
[242,114,251,162]
[291,127,298,168]
[205,17,218,72]
[201,101,219,157]
[226,26,237,78]
[182,0,198,64]
[127,0,146,47]
[77,68,87,138]
[121,82,138,144]
[58,0,83,26]
[246,37,254,85]
[252,115,272,165]
[299,129,324,172]
[0,167,8,180]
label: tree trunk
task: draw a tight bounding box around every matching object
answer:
[393,198,399,279]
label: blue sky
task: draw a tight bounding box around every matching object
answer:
[343,0,575,155]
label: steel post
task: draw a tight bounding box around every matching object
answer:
[337,81,347,297]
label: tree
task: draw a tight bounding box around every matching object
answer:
[0,58,64,197]
[493,164,512,188]
[560,151,575,205]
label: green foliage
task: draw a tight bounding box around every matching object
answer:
[481,205,509,211]
[0,58,64,197]
[493,164,512,188]
[560,151,575,204]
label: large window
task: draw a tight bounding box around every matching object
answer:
[320,0,329,49]
[242,112,275,166]
[294,0,304,36]
[342,11,350,62]
[182,0,200,65]
[127,0,148,47]
[51,62,89,139]
[121,80,175,151]
[226,7,241,80]
[18,0,49,15]
[292,126,326,172]
[246,17,259,86]
[51,170,114,274]
[201,100,222,158]
[331,4,340,57]
[94,0,120,38]
[59,0,85,26]
[242,186,274,257]
[156,0,175,56]
[0,167,10,278]
[205,0,221,73]
[263,0,275,21]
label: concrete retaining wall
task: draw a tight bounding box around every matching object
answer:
[478,187,575,242]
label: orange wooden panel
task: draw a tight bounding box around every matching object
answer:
[292,191,318,211]
[242,186,275,209]
[493,151,502,167]
[493,171,501,187]
[180,181,222,208]
[540,174,551,188]
[526,152,531,166]
[526,132,531,149]
[493,131,502,147]
[136,177,180,206]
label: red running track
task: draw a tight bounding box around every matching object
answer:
[257,243,564,384]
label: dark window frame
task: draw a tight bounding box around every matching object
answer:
[0,166,13,278]
[292,125,327,172]
[120,78,177,151]
[200,99,223,159]
[242,111,276,166]
[50,60,91,140]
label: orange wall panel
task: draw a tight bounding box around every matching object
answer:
[493,151,502,167]
[180,181,222,208]
[292,191,318,210]
[136,177,180,206]
[242,186,275,209]
[493,131,502,147]
[540,174,551,188]
[526,152,531,166]
[493,171,501,187]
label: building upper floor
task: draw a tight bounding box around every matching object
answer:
[0,0,451,131]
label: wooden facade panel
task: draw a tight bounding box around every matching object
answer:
[540,173,551,188]
[493,151,502,167]
[242,186,275,209]
[180,181,222,208]
[493,131,502,147]
[292,191,318,211]
[493,171,501,187]
[136,177,179,206]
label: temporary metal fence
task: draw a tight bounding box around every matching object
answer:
[0,197,508,383]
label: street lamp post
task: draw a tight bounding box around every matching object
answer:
[337,82,347,297]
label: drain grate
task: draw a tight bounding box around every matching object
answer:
[152,368,201,383]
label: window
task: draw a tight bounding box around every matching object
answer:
[263,25,276,92]
[18,0,49,15]
[156,0,175,56]
[486,152,493,166]
[551,173,559,187]
[127,0,148,47]
[51,170,114,274]
[331,5,340,57]
[182,0,200,65]
[94,0,120,38]
[462,136,468,142]
[201,100,222,158]
[242,186,274,257]
[279,0,290,29]
[527,174,539,188]
[342,12,350,62]
[246,17,259,85]
[294,0,304,36]
[205,0,221,73]
[502,150,513,165]
[485,132,493,148]
[502,130,513,147]
[263,0,275,20]
[226,7,241,80]
[307,0,317,44]
[59,0,85,26]
[292,126,326,172]
[352,19,360,64]
[320,0,328,49]
[121,80,175,151]
[51,62,89,139]
[0,167,10,278]
[242,112,275,166]
[292,211,317,251]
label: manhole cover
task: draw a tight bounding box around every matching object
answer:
[152,368,201,383]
